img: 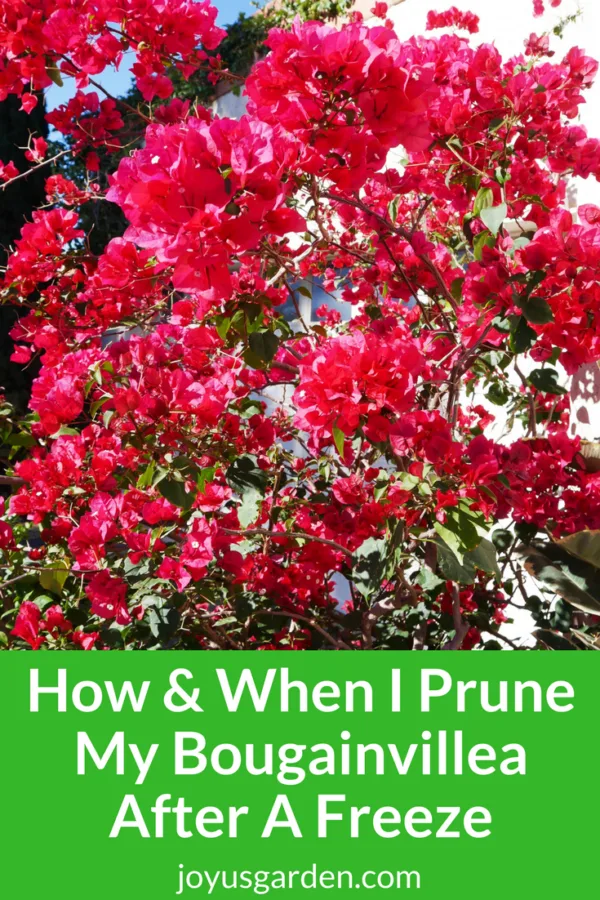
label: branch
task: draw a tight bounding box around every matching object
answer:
[514,360,537,437]
[222,527,353,558]
[58,55,151,123]
[0,149,71,192]
[442,584,469,650]
[484,629,519,650]
[251,609,353,650]
[321,190,458,311]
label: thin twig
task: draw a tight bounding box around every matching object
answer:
[0,149,71,192]
[223,527,353,558]
[443,584,469,650]
[251,609,352,650]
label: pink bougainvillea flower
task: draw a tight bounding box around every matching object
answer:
[12,602,44,649]
[86,572,131,625]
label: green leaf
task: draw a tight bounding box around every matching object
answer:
[30,594,58,611]
[388,196,400,223]
[397,471,420,491]
[521,296,553,325]
[243,330,279,368]
[510,236,531,255]
[416,567,444,592]
[137,461,156,489]
[51,426,79,438]
[90,397,109,419]
[39,559,69,596]
[450,277,464,302]
[248,331,279,363]
[436,537,500,585]
[480,202,507,236]
[442,501,487,555]
[238,398,264,420]
[216,317,231,340]
[227,455,269,494]
[147,605,180,641]
[533,629,573,651]
[520,545,600,615]
[172,455,194,476]
[332,424,345,458]
[213,616,239,627]
[515,521,538,543]
[7,433,36,448]
[469,539,501,578]
[237,490,262,528]
[510,316,537,353]
[434,522,465,563]
[352,537,388,598]
[473,187,494,215]
[528,367,567,395]
[556,531,600,569]
[242,347,264,370]
[157,478,193,510]
[569,629,600,651]
[227,455,269,528]
[46,64,63,87]
[197,466,216,493]
[549,598,573,632]
[483,640,503,650]
[140,592,168,610]
[435,538,474,581]
[486,382,510,406]
[473,231,496,260]
[492,528,513,552]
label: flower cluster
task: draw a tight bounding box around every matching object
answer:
[425,7,480,33]
[533,0,563,17]
[245,18,438,188]
[106,115,305,304]
[0,0,224,103]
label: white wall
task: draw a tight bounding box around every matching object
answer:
[362,0,600,209]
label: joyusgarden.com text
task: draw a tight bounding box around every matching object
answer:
[29,666,574,845]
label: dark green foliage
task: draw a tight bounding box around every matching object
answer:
[0,95,48,266]
[143,0,353,107]
[49,140,129,255]
[0,95,47,410]
[520,540,600,615]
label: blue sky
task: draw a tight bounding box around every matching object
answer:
[215,0,256,24]
[46,0,259,111]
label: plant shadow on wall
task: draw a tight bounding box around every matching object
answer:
[2,0,600,651]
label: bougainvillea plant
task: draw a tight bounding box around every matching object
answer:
[2,0,600,651]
